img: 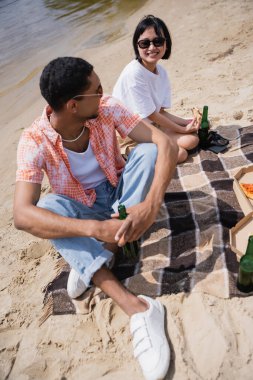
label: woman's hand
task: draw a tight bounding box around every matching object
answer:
[184,117,200,133]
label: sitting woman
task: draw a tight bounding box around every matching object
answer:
[113,14,199,163]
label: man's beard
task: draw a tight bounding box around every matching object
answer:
[87,113,98,120]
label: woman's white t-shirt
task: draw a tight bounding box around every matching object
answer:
[64,142,106,190]
[112,59,171,120]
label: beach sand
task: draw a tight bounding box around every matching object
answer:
[1,0,253,379]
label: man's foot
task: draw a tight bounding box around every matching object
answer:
[67,268,88,299]
[67,256,116,299]
[130,295,170,380]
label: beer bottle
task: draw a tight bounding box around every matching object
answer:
[118,204,139,259]
[198,105,210,148]
[237,235,253,293]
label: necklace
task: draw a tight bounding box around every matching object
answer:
[61,126,86,143]
[49,113,86,143]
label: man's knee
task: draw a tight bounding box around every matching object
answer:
[131,143,158,166]
[37,193,59,209]
[37,194,77,217]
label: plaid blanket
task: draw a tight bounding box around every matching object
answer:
[40,125,253,324]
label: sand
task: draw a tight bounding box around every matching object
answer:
[1,0,253,379]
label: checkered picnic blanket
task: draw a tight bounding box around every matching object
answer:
[40,125,253,323]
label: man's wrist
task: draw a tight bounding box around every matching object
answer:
[84,219,102,239]
[143,197,162,217]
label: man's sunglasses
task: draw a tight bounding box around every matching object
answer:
[73,93,103,99]
[137,37,165,49]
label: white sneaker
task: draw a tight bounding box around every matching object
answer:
[67,256,115,299]
[130,295,170,380]
[67,268,87,299]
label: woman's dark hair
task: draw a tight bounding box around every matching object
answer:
[40,57,93,111]
[132,15,172,61]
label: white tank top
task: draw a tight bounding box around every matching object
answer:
[64,142,106,190]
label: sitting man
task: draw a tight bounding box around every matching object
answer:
[14,56,178,380]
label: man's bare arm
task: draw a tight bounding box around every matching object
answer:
[129,119,177,211]
[114,120,178,245]
[14,181,121,242]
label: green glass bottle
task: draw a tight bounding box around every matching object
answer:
[118,204,139,259]
[237,235,253,293]
[198,105,210,148]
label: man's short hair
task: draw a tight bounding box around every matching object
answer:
[40,57,94,111]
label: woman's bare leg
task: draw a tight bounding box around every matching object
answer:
[175,133,199,150]
[159,126,198,163]
[178,146,188,163]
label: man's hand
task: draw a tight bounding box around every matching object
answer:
[111,201,156,246]
[95,219,124,243]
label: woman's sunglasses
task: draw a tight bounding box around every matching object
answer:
[137,37,165,49]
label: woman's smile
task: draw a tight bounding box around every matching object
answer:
[137,27,166,71]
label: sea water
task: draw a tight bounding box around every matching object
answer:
[0,0,146,100]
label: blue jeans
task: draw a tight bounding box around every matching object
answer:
[37,143,157,286]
